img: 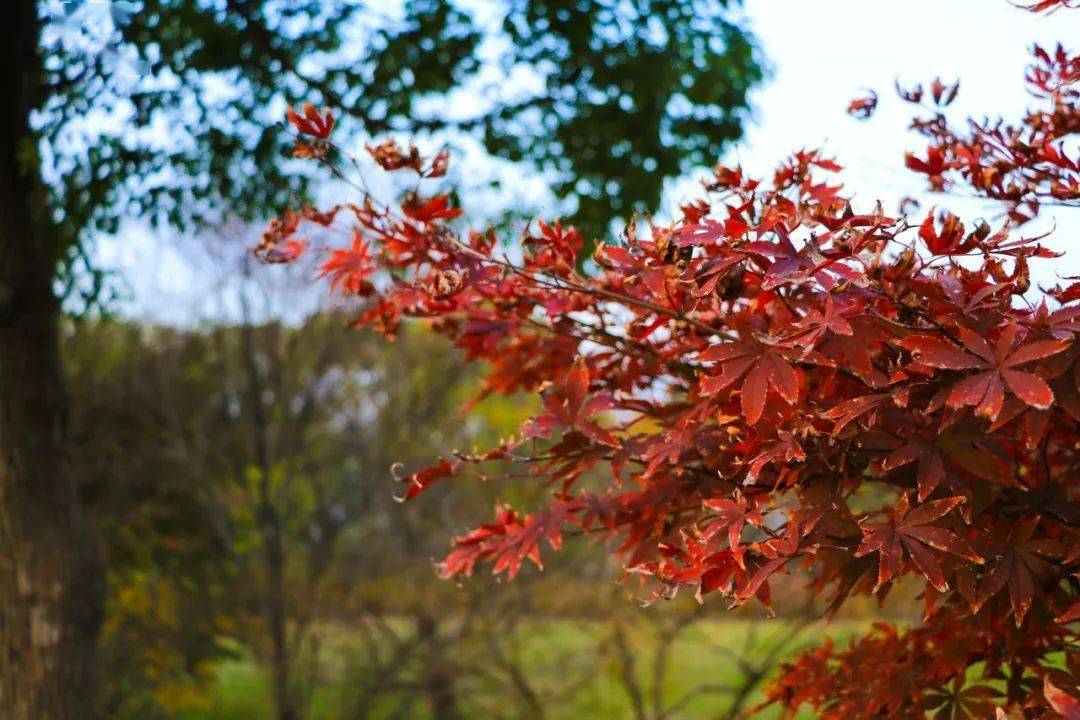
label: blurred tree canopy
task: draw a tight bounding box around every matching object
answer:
[42,0,764,285]
[64,315,536,718]
[63,314,914,720]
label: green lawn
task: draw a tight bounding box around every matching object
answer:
[190,617,875,719]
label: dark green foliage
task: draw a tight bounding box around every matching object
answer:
[494,0,764,239]
[39,0,763,285]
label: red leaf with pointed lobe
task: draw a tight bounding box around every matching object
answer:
[856,496,981,591]
[698,343,801,424]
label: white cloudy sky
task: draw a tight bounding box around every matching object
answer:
[731,0,1077,194]
[724,0,1079,292]
[95,0,1080,323]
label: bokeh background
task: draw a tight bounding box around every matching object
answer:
[39,1,1079,718]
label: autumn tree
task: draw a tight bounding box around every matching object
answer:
[263,0,1080,713]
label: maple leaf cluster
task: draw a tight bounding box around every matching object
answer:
[901,42,1078,223]
[260,5,1079,717]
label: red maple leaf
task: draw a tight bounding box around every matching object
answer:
[855,495,982,592]
[700,493,763,550]
[401,194,463,224]
[847,90,878,120]
[925,678,1000,720]
[974,516,1062,626]
[286,103,336,139]
[320,233,376,296]
[902,324,1070,420]
[697,342,801,424]
[1045,676,1080,719]
[522,358,619,447]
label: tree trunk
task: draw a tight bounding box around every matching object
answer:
[239,318,297,720]
[260,499,294,720]
[416,613,462,720]
[0,1,104,718]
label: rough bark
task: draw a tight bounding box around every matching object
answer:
[0,1,104,718]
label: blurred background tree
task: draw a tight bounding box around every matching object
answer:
[5,2,763,714]
[67,311,896,720]
[65,321,243,719]
[43,0,765,279]
[65,309,536,720]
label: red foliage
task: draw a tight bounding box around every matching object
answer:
[901,44,1078,222]
[847,90,879,120]
[260,5,1080,717]
[286,103,335,139]
[1015,0,1079,11]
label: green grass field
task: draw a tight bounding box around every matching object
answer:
[190,617,876,719]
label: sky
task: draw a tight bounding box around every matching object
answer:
[731,0,1077,190]
[94,0,1080,324]
[725,0,1079,293]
